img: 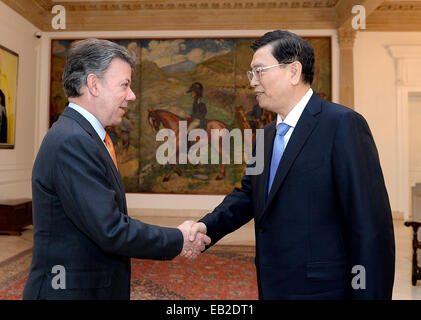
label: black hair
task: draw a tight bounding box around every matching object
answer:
[251,30,315,85]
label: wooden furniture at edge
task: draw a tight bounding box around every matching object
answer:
[0,199,32,235]
[404,221,421,286]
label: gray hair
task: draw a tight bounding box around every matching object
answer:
[62,38,136,98]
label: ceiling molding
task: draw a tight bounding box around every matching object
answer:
[2,0,421,32]
[39,8,337,31]
[366,7,421,31]
[377,1,421,10]
[36,0,342,11]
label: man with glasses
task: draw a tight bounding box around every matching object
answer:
[189,30,395,300]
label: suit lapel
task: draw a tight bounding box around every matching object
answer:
[61,107,126,199]
[257,93,322,223]
[258,121,276,211]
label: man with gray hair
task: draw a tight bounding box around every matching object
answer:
[23,38,210,300]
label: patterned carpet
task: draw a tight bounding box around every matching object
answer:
[0,246,258,300]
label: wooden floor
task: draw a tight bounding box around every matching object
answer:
[0,216,420,300]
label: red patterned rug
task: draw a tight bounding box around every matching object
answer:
[0,246,258,300]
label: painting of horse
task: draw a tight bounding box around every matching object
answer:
[48,37,331,194]
[147,108,230,182]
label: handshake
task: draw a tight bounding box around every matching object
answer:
[177,221,210,259]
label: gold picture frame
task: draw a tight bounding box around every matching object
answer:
[0,44,19,149]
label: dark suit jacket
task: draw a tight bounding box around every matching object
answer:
[23,107,183,300]
[200,93,395,300]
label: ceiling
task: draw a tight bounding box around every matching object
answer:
[1,0,421,32]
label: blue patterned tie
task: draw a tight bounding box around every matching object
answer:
[268,122,291,193]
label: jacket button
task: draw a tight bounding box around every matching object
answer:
[259,227,265,233]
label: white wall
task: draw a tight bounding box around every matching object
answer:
[409,93,421,217]
[354,32,421,219]
[0,2,40,200]
[409,93,421,181]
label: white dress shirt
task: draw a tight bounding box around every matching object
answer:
[68,102,111,156]
[275,88,313,148]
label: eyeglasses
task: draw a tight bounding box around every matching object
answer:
[246,63,290,82]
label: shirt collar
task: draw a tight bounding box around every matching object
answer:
[276,88,313,128]
[68,102,106,141]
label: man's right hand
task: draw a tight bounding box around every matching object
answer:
[177,221,210,259]
[188,222,207,242]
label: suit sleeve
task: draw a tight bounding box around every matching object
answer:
[332,111,395,299]
[199,154,255,247]
[53,133,183,260]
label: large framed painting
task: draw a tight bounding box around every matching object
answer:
[0,44,19,149]
[49,36,331,194]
